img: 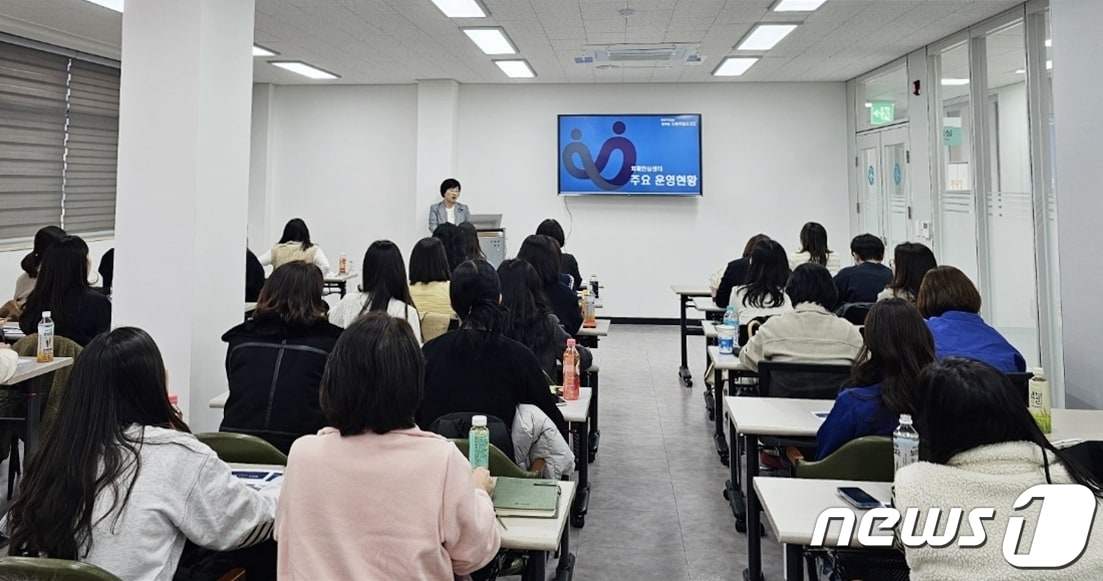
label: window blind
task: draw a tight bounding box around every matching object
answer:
[64,59,119,235]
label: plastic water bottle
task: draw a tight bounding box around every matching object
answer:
[590,274,600,298]
[37,311,54,363]
[723,304,736,328]
[469,415,489,470]
[563,339,580,400]
[168,394,185,423]
[893,414,920,475]
[338,253,348,275]
[1028,367,1051,434]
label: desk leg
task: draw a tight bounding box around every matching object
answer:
[713,367,728,466]
[23,387,41,467]
[784,543,803,581]
[723,413,746,532]
[743,433,763,581]
[678,295,692,387]
[587,372,599,463]
[525,550,546,581]
[555,522,575,581]
[570,420,590,528]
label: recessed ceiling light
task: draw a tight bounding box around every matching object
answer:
[253,45,278,57]
[84,0,123,11]
[941,78,969,86]
[713,57,759,77]
[1046,60,1053,70]
[736,24,799,51]
[495,59,535,78]
[773,0,828,11]
[864,102,873,108]
[1014,69,1026,74]
[270,61,339,80]
[430,0,487,18]
[463,28,517,55]
[1045,39,1052,48]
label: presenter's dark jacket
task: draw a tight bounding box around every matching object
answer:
[428,201,470,233]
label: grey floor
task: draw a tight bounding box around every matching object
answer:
[563,324,785,581]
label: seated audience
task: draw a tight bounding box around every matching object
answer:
[329,240,422,343]
[276,313,500,579]
[739,263,863,372]
[536,218,582,291]
[815,299,934,459]
[499,258,592,379]
[917,266,1026,372]
[0,344,16,384]
[878,242,937,302]
[19,236,110,346]
[432,222,467,272]
[220,262,342,454]
[98,248,115,296]
[895,358,1103,579]
[3,225,65,319]
[419,260,566,434]
[713,233,770,308]
[788,222,841,275]
[6,327,277,580]
[833,234,892,305]
[517,234,583,336]
[457,221,487,262]
[408,237,455,319]
[729,239,793,325]
[258,218,331,273]
[245,247,266,302]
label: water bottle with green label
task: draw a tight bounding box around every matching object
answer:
[469,415,489,470]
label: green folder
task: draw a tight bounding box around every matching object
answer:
[493,477,560,518]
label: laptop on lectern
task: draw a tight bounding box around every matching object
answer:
[467,214,502,230]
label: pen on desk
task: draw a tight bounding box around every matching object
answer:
[496,515,508,530]
[533,482,559,487]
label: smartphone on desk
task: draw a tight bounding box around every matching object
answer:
[837,486,883,510]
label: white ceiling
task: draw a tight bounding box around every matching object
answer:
[0,0,1025,84]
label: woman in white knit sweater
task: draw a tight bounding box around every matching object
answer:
[895,358,1103,580]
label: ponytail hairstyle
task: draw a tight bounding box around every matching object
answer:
[450,260,504,347]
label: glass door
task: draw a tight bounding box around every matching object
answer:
[856,133,883,237]
[880,126,911,253]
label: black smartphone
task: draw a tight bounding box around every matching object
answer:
[837,487,882,510]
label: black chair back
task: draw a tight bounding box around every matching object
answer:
[428,413,515,463]
[835,302,875,325]
[1006,372,1034,406]
[758,361,853,400]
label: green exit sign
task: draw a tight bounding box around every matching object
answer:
[870,102,895,125]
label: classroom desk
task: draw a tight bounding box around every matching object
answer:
[671,284,711,388]
[210,391,229,409]
[707,346,746,466]
[693,296,726,315]
[755,477,893,581]
[1048,408,1103,443]
[700,321,719,419]
[245,302,257,313]
[323,272,358,298]
[1,356,74,465]
[560,387,593,529]
[581,357,601,463]
[576,319,610,349]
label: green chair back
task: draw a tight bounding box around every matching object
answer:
[795,436,893,482]
[0,557,122,581]
[450,439,540,479]
[196,432,288,466]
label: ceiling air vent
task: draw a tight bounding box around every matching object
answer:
[578,44,702,69]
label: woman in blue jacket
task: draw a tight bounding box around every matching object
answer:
[816,299,935,459]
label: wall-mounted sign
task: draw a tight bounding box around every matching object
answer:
[870,102,895,125]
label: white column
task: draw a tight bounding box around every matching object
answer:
[248,83,276,248]
[113,0,255,431]
[1052,0,1103,409]
[416,79,460,235]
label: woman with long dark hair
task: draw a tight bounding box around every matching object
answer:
[499,259,592,378]
[408,237,454,319]
[457,221,486,262]
[517,234,582,336]
[19,235,110,346]
[329,240,421,342]
[13,225,66,304]
[788,222,840,275]
[895,358,1103,578]
[815,299,935,459]
[536,218,582,291]
[730,239,792,325]
[432,222,467,272]
[712,233,770,308]
[221,262,343,454]
[418,260,565,433]
[878,242,937,302]
[6,328,277,580]
[258,218,331,272]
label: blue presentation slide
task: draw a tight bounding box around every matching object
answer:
[558,114,702,196]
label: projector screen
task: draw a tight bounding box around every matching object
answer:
[558,114,702,196]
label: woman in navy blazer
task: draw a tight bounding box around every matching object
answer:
[428,178,470,233]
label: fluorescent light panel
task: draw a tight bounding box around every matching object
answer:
[85,0,123,12]
[253,45,277,57]
[430,0,486,18]
[736,24,798,51]
[1045,39,1052,48]
[941,78,969,86]
[494,59,535,78]
[270,61,339,80]
[773,0,827,11]
[463,28,516,55]
[713,57,759,77]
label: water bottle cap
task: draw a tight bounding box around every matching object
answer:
[42,311,51,318]
[1032,367,1045,378]
[567,339,576,347]
[900,414,913,423]
[472,415,487,427]
[168,394,178,405]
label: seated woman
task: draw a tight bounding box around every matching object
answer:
[432,222,467,272]
[220,262,342,454]
[19,235,111,346]
[788,222,841,276]
[419,260,567,435]
[408,237,455,318]
[895,358,1103,579]
[277,313,500,579]
[457,221,487,262]
[713,233,770,309]
[329,240,422,343]
[6,328,277,580]
[730,239,792,325]
[499,258,592,379]
[6,225,66,318]
[536,218,582,290]
[815,299,934,459]
[258,218,331,273]
[916,266,1026,372]
[877,242,937,302]
[517,234,583,336]
[739,263,863,372]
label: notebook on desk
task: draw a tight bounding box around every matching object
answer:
[493,477,560,518]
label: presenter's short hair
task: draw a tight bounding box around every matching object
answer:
[440,178,461,197]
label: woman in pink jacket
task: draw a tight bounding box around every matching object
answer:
[276,312,500,580]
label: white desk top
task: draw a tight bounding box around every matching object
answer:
[707,346,745,371]
[576,319,610,337]
[755,477,892,546]
[671,284,711,297]
[210,391,229,409]
[701,320,718,339]
[245,302,257,313]
[1049,408,1103,443]
[500,480,576,551]
[3,356,74,386]
[724,396,827,438]
[323,272,359,282]
[692,296,725,313]
[559,387,592,423]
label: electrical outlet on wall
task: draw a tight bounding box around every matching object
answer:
[916,220,931,240]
